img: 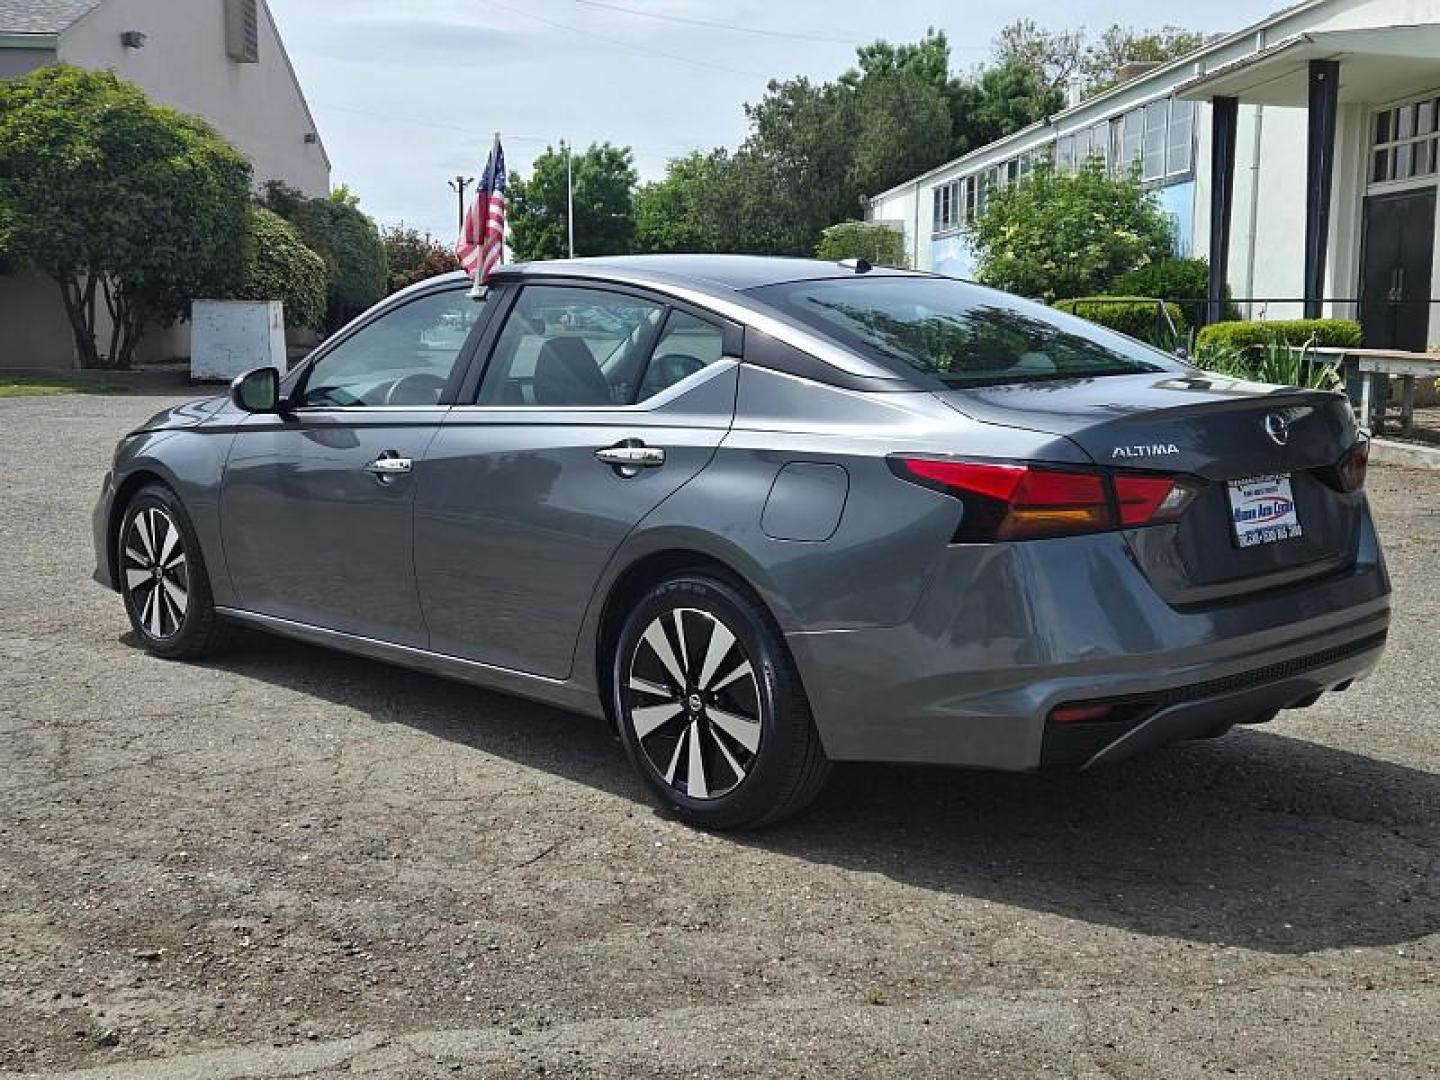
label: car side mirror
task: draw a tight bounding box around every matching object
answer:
[229,367,282,414]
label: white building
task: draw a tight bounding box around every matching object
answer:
[0,0,330,368]
[867,0,1440,351]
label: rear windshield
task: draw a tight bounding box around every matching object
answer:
[749,276,1176,388]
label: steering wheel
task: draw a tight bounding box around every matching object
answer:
[384,372,448,407]
[641,353,705,398]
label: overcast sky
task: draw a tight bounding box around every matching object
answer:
[267,0,1285,242]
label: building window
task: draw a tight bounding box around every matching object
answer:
[1121,109,1144,174]
[1167,98,1194,176]
[1090,122,1110,172]
[1142,101,1168,181]
[1056,134,1076,174]
[1371,92,1440,185]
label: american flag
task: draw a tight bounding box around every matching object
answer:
[457,136,507,283]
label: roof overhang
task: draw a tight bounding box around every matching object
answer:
[1177,25,1440,106]
[0,32,58,48]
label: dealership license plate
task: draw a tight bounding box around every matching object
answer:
[1228,474,1303,548]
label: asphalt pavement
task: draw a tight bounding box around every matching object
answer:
[1,391,1437,1078]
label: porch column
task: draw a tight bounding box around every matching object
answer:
[1304,59,1340,320]
[1207,96,1239,326]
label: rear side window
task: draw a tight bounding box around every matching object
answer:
[749,277,1176,388]
[636,310,725,401]
[476,285,725,407]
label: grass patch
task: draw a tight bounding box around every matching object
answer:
[0,375,132,397]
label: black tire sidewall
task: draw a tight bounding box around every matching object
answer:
[118,484,216,659]
[612,574,803,830]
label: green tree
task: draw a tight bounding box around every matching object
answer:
[508,142,638,262]
[381,223,461,294]
[268,187,387,332]
[0,66,251,368]
[1082,26,1211,95]
[968,163,1174,301]
[229,206,327,330]
[993,19,1085,95]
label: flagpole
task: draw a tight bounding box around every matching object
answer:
[566,140,575,259]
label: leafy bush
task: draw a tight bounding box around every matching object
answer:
[969,163,1174,301]
[1112,257,1239,323]
[815,221,908,267]
[260,183,387,332]
[1052,296,1186,345]
[1191,339,1343,391]
[229,207,327,329]
[381,224,461,294]
[1195,318,1361,351]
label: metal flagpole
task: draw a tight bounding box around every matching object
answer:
[566,140,575,259]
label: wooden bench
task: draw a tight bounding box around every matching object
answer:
[1311,347,1440,436]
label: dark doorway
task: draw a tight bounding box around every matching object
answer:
[1358,188,1436,350]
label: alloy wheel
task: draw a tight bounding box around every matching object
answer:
[123,506,189,640]
[624,607,762,800]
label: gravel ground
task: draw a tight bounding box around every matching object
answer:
[1,392,1437,1079]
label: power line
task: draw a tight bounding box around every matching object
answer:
[486,0,768,79]
[310,100,705,160]
[563,0,859,45]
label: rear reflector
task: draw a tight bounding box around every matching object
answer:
[1050,704,1117,725]
[890,457,1198,542]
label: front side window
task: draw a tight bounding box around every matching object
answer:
[477,286,669,406]
[749,277,1176,389]
[300,288,482,408]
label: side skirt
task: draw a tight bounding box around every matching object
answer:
[213,607,604,719]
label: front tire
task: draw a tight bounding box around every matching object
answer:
[612,574,830,830]
[118,483,230,660]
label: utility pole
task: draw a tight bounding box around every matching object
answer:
[565,141,576,259]
[448,175,474,235]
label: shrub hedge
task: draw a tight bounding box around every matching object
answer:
[1052,296,1187,344]
[1112,257,1240,323]
[1194,318,1362,351]
[815,221,908,268]
[232,207,327,330]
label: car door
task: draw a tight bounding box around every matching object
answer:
[414,282,739,678]
[219,283,488,646]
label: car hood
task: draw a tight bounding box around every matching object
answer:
[135,394,232,433]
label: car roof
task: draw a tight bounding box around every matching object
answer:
[487,254,919,296]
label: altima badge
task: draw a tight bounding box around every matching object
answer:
[1112,444,1180,459]
[1264,413,1291,446]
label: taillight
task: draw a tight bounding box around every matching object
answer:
[891,457,1197,542]
[1114,474,1197,526]
[1335,438,1369,492]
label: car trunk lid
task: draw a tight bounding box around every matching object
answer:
[935,372,1366,604]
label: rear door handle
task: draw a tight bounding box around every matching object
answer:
[364,453,413,481]
[595,442,665,477]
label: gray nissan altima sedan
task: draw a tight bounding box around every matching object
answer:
[93,255,1390,829]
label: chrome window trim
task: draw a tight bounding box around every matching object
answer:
[447,357,739,417]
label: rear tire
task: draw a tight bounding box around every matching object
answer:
[611,573,830,830]
[118,483,231,661]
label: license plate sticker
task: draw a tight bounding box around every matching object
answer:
[1228,474,1303,548]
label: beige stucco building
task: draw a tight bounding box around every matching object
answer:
[0,0,330,368]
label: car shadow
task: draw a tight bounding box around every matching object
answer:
[192,632,1439,956]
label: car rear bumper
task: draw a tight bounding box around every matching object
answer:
[785,509,1391,771]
